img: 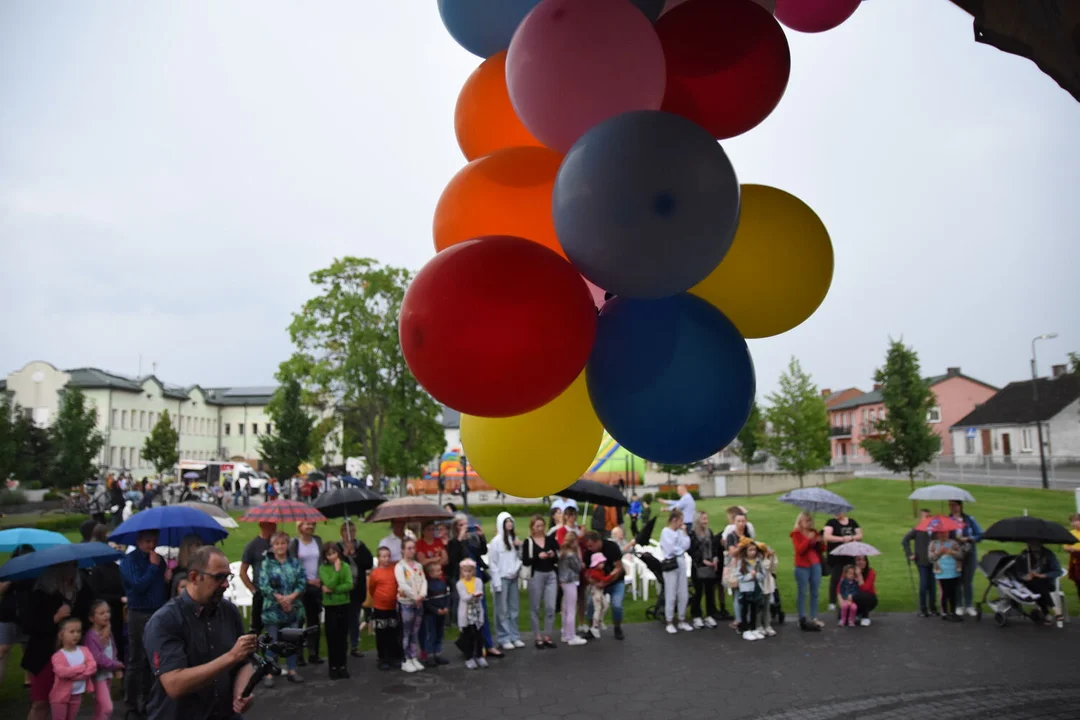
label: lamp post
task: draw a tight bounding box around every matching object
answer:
[1031,332,1058,490]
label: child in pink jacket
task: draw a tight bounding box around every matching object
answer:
[50,617,97,720]
[85,600,124,720]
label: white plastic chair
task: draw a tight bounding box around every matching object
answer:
[225,560,253,623]
[621,554,638,600]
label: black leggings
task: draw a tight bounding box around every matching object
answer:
[372,608,402,664]
[324,604,349,670]
[1024,577,1056,615]
[854,591,878,619]
[302,585,323,659]
[738,592,759,631]
[939,577,959,615]
[691,576,717,619]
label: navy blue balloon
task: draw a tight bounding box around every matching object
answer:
[438,0,542,59]
[586,294,755,464]
[553,110,741,298]
[629,0,667,22]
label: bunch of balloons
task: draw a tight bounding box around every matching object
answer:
[401,0,855,498]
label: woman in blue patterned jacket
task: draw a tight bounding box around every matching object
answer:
[258,531,307,687]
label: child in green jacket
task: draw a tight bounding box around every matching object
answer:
[319,542,354,679]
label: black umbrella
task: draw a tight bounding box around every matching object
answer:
[313,487,386,519]
[557,479,629,508]
[633,516,658,548]
[982,516,1077,545]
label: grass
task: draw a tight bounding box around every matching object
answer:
[1,478,1076,704]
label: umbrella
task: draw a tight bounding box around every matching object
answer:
[182,471,201,479]
[915,515,964,534]
[633,516,658,548]
[828,541,881,558]
[982,516,1078,545]
[0,542,123,581]
[557,479,629,508]
[0,528,72,551]
[314,487,386,519]
[307,470,326,481]
[778,488,853,516]
[907,485,976,503]
[366,497,452,523]
[110,506,229,547]
[240,499,326,524]
[176,501,239,529]
[340,475,364,487]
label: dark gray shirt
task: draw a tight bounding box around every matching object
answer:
[241,537,271,588]
[144,592,246,720]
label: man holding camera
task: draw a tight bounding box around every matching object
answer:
[144,546,258,720]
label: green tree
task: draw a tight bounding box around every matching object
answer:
[258,377,315,481]
[658,463,696,483]
[0,397,18,482]
[764,357,831,488]
[861,338,942,508]
[15,413,53,485]
[735,400,768,495]
[281,257,444,484]
[49,389,105,489]
[142,410,180,475]
[1068,351,1079,375]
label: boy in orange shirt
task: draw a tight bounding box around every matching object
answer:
[367,547,402,670]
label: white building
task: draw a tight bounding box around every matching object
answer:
[949,366,1080,465]
[1,360,341,477]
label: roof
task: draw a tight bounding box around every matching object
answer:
[439,406,460,429]
[203,386,278,405]
[951,374,1080,428]
[830,369,997,411]
[66,368,144,392]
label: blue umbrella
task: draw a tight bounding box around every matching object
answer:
[109,506,228,547]
[0,528,72,551]
[778,487,854,516]
[0,542,122,581]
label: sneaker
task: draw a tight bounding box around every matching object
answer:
[262,675,275,689]
[666,623,677,635]
[966,606,977,617]
[589,626,601,639]
[411,658,425,671]
[753,630,766,640]
[703,617,717,629]
[465,659,477,670]
[577,624,590,634]
[827,603,836,612]
[838,619,846,627]
[501,642,516,651]
[401,661,418,673]
[512,640,526,648]
[764,627,777,637]
[677,621,694,632]
[860,618,872,627]
[613,626,624,641]
[692,617,704,629]
[742,630,758,641]
[918,611,929,618]
[568,636,588,646]
[477,657,489,669]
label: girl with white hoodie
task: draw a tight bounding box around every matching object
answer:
[488,512,524,650]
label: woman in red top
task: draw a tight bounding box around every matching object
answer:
[790,511,826,632]
[851,555,878,626]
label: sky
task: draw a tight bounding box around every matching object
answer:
[2,0,1078,401]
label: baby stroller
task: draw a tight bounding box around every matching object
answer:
[975,550,1047,627]
[637,551,696,621]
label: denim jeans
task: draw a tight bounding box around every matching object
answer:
[266,624,297,671]
[584,580,625,625]
[917,564,937,612]
[960,548,977,608]
[493,577,521,644]
[422,611,445,656]
[794,563,822,620]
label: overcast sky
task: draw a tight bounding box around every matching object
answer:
[2,0,1077,402]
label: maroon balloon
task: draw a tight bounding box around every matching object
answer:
[400,236,597,418]
[657,0,791,140]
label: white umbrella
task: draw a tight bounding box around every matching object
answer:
[907,484,975,503]
[829,541,880,557]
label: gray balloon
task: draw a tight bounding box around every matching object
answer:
[552,110,740,299]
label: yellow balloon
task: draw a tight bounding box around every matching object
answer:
[460,372,602,498]
[691,184,833,339]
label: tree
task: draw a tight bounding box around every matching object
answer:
[49,389,105,489]
[281,257,444,484]
[0,397,17,482]
[658,463,696,483]
[861,338,942,507]
[142,410,180,475]
[764,357,831,488]
[735,400,769,495]
[258,378,315,481]
[1068,351,1079,376]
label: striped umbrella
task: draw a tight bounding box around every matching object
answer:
[240,499,326,524]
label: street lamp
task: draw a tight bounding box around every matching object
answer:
[1031,333,1058,489]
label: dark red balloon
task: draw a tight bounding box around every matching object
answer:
[657,0,791,140]
[400,235,597,418]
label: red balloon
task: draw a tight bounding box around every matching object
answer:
[400,236,597,418]
[657,0,790,140]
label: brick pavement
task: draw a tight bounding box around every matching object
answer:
[247,613,1075,720]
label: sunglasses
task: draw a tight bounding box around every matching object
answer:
[196,570,234,584]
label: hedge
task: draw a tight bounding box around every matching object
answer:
[0,513,89,532]
[0,489,28,507]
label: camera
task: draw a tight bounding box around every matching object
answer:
[239,626,318,698]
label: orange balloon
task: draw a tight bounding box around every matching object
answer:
[433,146,565,257]
[455,51,544,161]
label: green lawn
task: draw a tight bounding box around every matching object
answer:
[1,478,1076,704]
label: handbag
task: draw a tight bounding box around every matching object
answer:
[696,565,717,580]
[520,539,534,581]
[660,557,679,573]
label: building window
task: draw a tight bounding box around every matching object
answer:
[121,410,128,429]
[266,423,272,435]
[965,436,975,454]
[252,423,258,435]
[879,408,886,421]
[927,407,941,424]
[862,409,868,423]
[110,446,118,466]
[238,424,245,435]
[1021,427,1033,452]
[869,409,876,422]
[112,409,119,428]
[225,423,231,436]
[120,447,128,468]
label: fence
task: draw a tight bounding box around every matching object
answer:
[834,454,1080,490]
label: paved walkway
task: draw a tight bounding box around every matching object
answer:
[249,613,1076,720]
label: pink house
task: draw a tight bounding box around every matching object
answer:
[828,367,997,464]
